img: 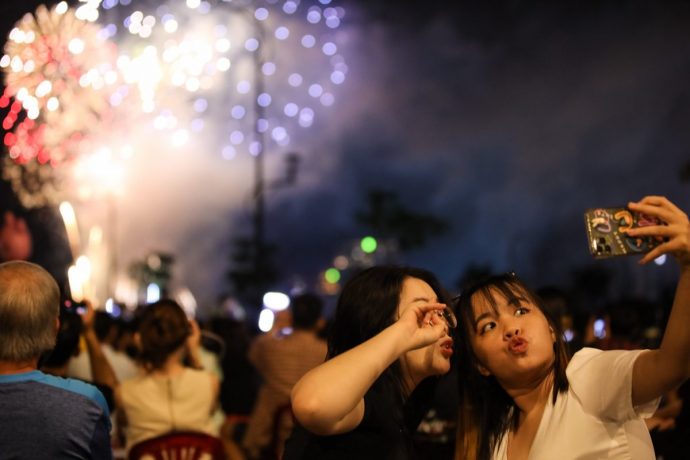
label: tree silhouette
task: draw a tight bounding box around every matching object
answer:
[355,189,450,251]
[227,236,279,309]
[455,263,493,293]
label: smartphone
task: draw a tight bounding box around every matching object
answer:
[584,206,664,258]
[62,298,87,315]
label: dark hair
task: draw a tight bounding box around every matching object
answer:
[41,310,82,368]
[93,310,116,342]
[116,317,140,360]
[0,188,25,223]
[328,265,450,404]
[138,299,191,370]
[291,293,323,330]
[454,273,570,460]
[534,285,569,320]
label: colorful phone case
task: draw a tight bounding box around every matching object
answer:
[584,207,664,258]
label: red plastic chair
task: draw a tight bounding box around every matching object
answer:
[128,431,226,460]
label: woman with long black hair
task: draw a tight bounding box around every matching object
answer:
[454,196,690,460]
[283,265,456,459]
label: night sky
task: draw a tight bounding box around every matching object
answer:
[1,1,689,313]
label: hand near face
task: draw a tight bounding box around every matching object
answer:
[397,302,449,352]
[186,318,202,351]
[627,196,690,266]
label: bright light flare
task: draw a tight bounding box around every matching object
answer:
[171,129,190,146]
[258,308,275,332]
[174,287,198,318]
[263,291,290,311]
[68,265,84,301]
[68,255,92,301]
[56,2,69,15]
[69,38,86,54]
[146,283,161,303]
[59,201,82,258]
[69,145,130,199]
[35,80,52,97]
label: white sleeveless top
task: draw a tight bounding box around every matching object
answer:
[120,368,218,451]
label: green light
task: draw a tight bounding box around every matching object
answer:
[360,236,377,253]
[325,268,341,284]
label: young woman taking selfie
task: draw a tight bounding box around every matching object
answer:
[454,196,690,460]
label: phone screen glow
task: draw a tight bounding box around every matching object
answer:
[593,319,606,339]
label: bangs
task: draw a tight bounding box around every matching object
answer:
[465,279,535,329]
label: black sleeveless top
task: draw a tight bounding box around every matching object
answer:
[283,381,432,460]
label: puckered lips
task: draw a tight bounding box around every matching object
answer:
[440,338,454,358]
[508,337,528,354]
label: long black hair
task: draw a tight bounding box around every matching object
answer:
[327,265,450,405]
[454,273,570,460]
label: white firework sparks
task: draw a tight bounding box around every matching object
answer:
[2,0,349,206]
[92,0,349,158]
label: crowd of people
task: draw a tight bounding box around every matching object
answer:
[1,195,690,460]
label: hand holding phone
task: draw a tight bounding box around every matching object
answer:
[584,206,665,258]
[627,196,690,266]
[62,298,88,315]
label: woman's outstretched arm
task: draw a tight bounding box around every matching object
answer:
[629,196,690,406]
[291,303,447,436]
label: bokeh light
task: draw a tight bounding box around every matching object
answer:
[360,236,377,254]
[93,0,348,159]
[263,291,290,311]
[258,308,275,332]
[324,267,340,283]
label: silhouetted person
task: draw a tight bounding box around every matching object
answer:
[0,205,31,262]
[243,293,327,459]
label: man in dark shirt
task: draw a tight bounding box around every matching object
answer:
[0,260,112,459]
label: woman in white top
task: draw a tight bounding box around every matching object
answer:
[454,195,690,460]
[116,299,219,451]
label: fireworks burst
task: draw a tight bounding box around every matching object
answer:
[0,1,122,206]
[2,0,349,207]
[91,0,349,159]
[1,2,119,164]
